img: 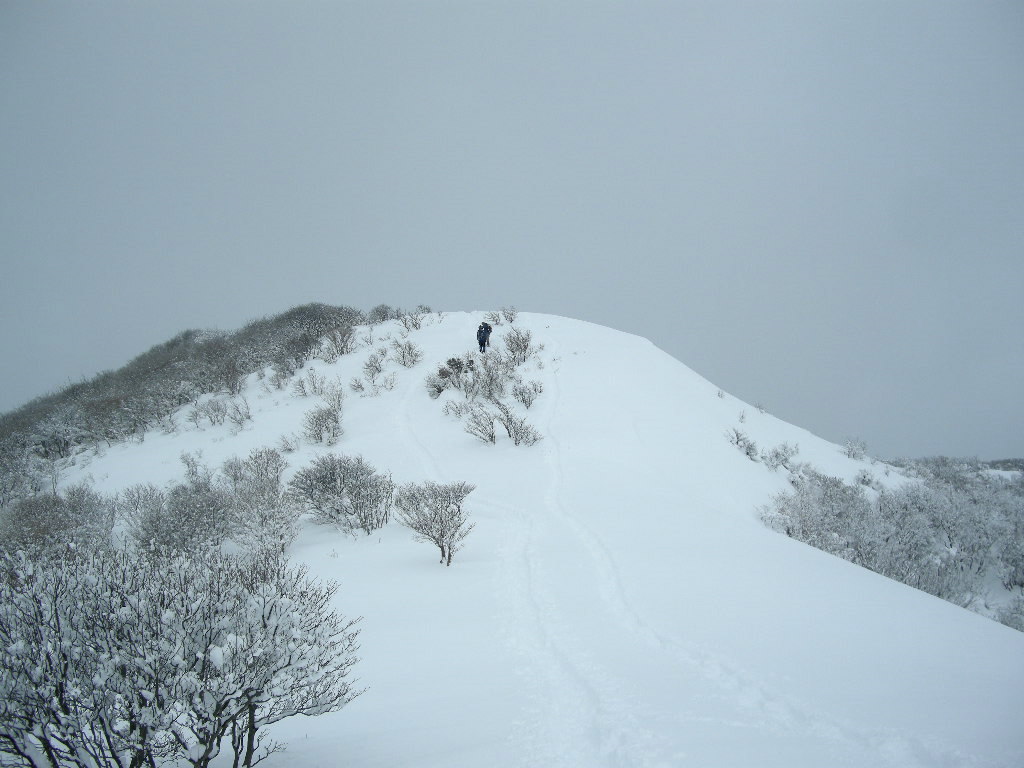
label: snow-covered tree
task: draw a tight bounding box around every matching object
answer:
[289,453,394,535]
[395,481,476,566]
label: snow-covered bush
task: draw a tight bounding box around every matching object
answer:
[289,453,394,535]
[726,428,759,461]
[0,483,112,554]
[463,403,497,444]
[492,401,542,446]
[512,381,543,409]
[0,439,51,509]
[303,405,343,445]
[501,305,518,323]
[0,546,361,768]
[472,352,513,402]
[428,355,476,399]
[395,480,476,566]
[228,396,252,430]
[320,326,356,362]
[296,368,346,410]
[997,596,1024,632]
[391,339,424,367]
[503,327,533,367]
[221,447,298,554]
[425,370,449,399]
[1001,509,1024,590]
[367,303,397,324]
[362,350,387,385]
[854,469,877,487]
[761,442,799,472]
[119,455,232,554]
[398,307,429,331]
[191,396,229,427]
[843,437,868,460]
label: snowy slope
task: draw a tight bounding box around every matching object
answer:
[63,312,1024,768]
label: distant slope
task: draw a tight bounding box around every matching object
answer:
[62,311,1024,768]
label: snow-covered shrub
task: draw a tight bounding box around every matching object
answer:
[425,371,449,399]
[362,351,386,385]
[320,326,355,362]
[119,456,232,554]
[228,396,252,430]
[395,480,476,566]
[442,400,471,419]
[296,368,346,409]
[463,403,497,444]
[289,453,394,535]
[484,310,503,326]
[392,339,424,367]
[1001,510,1024,591]
[512,381,543,409]
[0,546,361,768]
[0,440,50,509]
[726,428,759,461]
[430,355,476,398]
[843,437,868,460]
[0,483,112,554]
[191,397,230,427]
[398,308,427,331]
[761,442,799,472]
[221,448,298,554]
[303,405,342,445]
[996,596,1024,632]
[501,305,518,323]
[492,401,542,446]
[368,303,397,324]
[503,327,533,366]
[472,352,513,402]
[277,432,301,453]
[854,469,876,487]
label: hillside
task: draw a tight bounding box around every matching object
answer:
[54,311,1024,767]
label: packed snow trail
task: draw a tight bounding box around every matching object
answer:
[493,333,904,767]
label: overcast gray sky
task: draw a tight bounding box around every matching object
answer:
[1,1,1022,459]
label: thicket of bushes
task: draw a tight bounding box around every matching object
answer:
[763,457,1024,629]
[0,303,365,464]
[0,445,365,768]
[0,435,478,767]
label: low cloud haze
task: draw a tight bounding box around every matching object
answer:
[2,1,1022,459]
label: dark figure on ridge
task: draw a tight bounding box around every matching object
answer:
[477,321,492,353]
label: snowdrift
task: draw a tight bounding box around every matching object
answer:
[64,312,1024,768]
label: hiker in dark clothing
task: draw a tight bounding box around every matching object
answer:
[477,322,492,353]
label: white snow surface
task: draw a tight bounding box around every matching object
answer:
[63,312,1024,768]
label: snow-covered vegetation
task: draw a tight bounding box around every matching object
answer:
[1,307,1022,767]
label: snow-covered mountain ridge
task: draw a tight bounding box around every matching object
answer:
[60,311,1024,768]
